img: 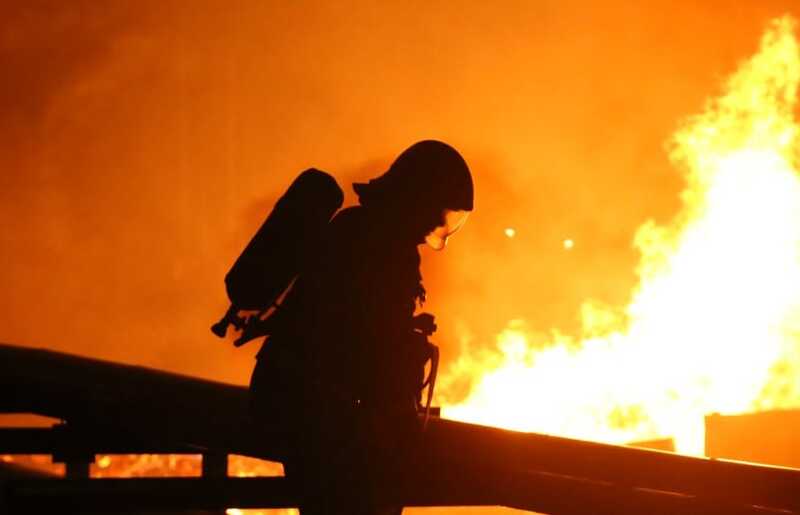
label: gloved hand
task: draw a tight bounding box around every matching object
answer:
[412,312,437,336]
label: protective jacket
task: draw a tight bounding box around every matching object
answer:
[249,204,424,514]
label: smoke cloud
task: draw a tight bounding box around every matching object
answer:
[2,0,798,392]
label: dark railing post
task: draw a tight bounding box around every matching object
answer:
[51,423,94,479]
[202,452,228,478]
[202,452,229,515]
[64,460,91,479]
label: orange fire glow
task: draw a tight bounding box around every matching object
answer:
[6,12,800,515]
[0,453,293,515]
[439,16,800,456]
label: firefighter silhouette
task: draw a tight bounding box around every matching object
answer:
[248,140,474,514]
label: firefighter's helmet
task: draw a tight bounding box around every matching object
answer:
[354,140,473,249]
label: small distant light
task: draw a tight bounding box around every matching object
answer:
[98,455,112,469]
[505,228,516,238]
[563,238,575,250]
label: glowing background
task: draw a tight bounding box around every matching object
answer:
[4,0,800,460]
[8,3,800,514]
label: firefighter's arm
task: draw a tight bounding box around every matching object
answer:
[412,312,437,337]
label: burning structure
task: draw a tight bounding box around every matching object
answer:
[4,4,800,515]
[440,16,800,457]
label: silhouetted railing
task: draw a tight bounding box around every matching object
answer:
[1,343,798,514]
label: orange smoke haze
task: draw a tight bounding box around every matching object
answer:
[2,1,799,408]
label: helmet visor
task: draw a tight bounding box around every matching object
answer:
[425,209,470,250]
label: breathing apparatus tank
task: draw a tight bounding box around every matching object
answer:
[211,168,344,342]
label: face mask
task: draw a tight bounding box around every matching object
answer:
[424,209,470,250]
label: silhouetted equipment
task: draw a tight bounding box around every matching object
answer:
[706,410,800,468]
[411,312,439,425]
[628,437,675,452]
[211,169,344,345]
[353,140,474,212]
[353,140,474,250]
[2,343,800,514]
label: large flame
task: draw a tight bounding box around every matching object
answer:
[440,16,800,456]
[4,17,800,515]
